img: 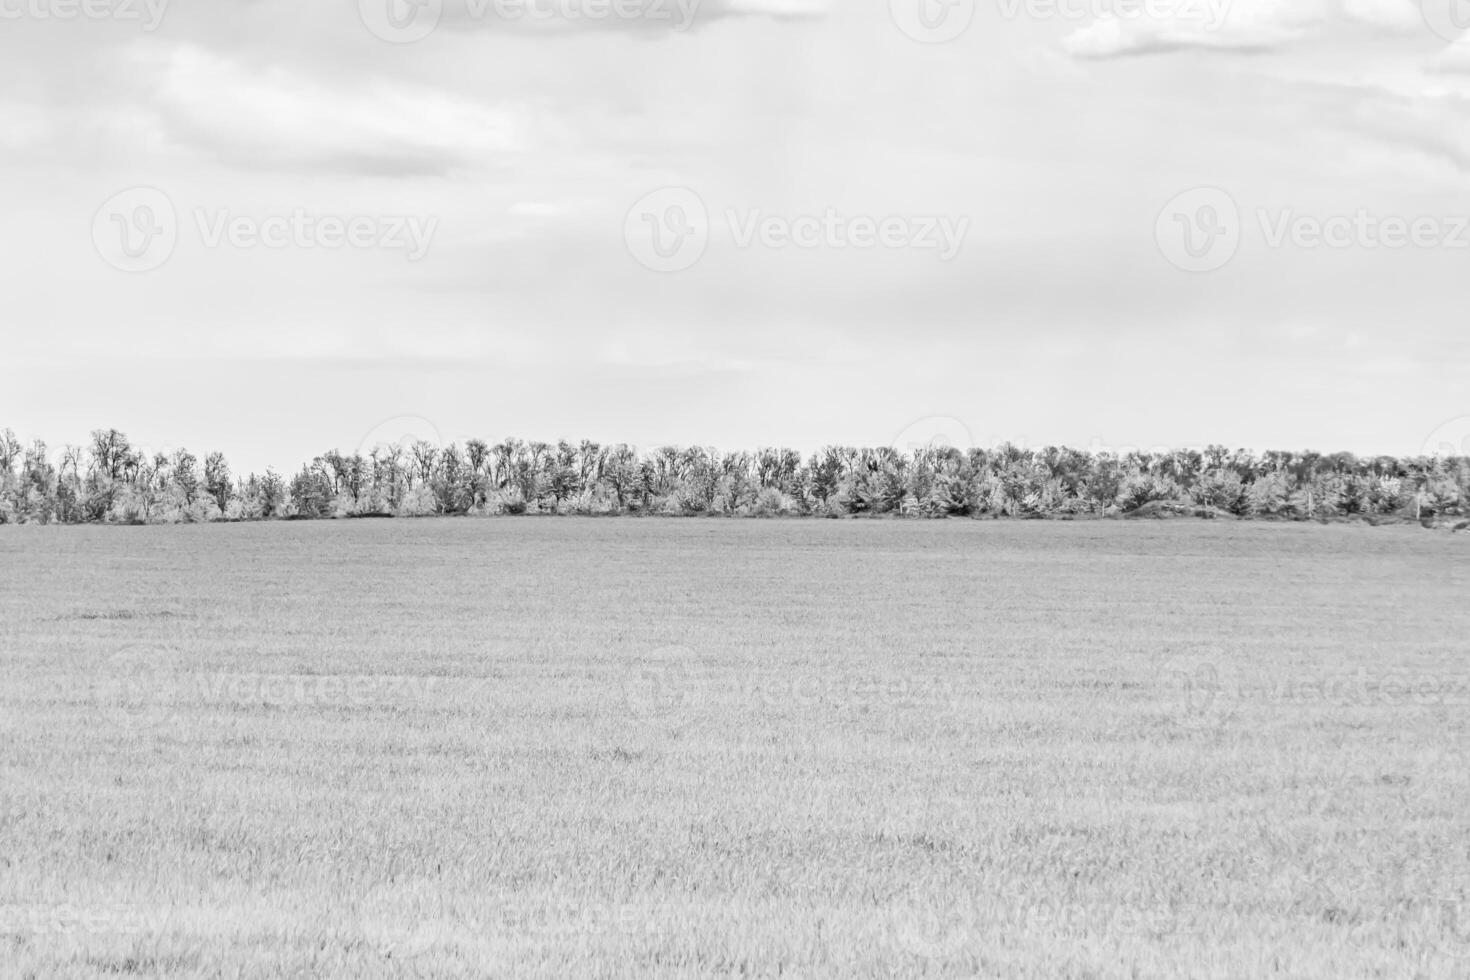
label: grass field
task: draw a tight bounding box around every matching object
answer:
[1,518,1468,978]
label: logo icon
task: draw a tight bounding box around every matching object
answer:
[892,416,975,456]
[356,416,445,461]
[358,0,443,43]
[1435,893,1470,958]
[890,0,975,42]
[1156,187,1240,273]
[95,644,183,733]
[890,895,973,958]
[624,187,709,273]
[356,883,482,957]
[623,645,701,735]
[1422,416,1470,460]
[93,187,177,274]
[1421,0,1470,43]
[1157,654,1242,735]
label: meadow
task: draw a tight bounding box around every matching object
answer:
[0,518,1467,978]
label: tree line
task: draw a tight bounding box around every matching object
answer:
[0,427,1466,526]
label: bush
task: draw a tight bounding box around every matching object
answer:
[751,487,793,517]
[1248,473,1291,516]
[1191,471,1251,516]
[1117,476,1179,513]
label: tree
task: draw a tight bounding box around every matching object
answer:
[410,441,438,489]
[204,453,232,515]
[600,444,639,513]
[169,449,199,505]
[547,441,580,514]
[808,448,844,508]
[89,428,132,482]
[258,470,285,519]
[0,429,20,479]
[1,425,1466,527]
[290,465,334,518]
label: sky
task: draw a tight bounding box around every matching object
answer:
[3,0,1469,474]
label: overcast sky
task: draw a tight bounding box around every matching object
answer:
[3,0,1468,473]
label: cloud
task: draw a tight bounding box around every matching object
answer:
[507,201,568,215]
[1061,13,1287,59]
[1342,85,1470,172]
[0,101,55,153]
[426,0,829,34]
[1428,33,1470,74]
[1061,0,1422,60]
[131,44,527,176]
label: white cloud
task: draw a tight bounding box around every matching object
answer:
[717,0,830,15]
[1062,0,1422,59]
[0,101,54,152]
[430,0,829,33]
[132,44,527,175]
[508,201,568,216]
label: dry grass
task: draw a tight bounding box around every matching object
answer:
[0,518,1467,978]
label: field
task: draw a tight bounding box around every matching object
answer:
[1,518,1468,978]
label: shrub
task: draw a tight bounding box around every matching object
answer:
[1191,471,1251,516]
[1117,476,1178,513]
